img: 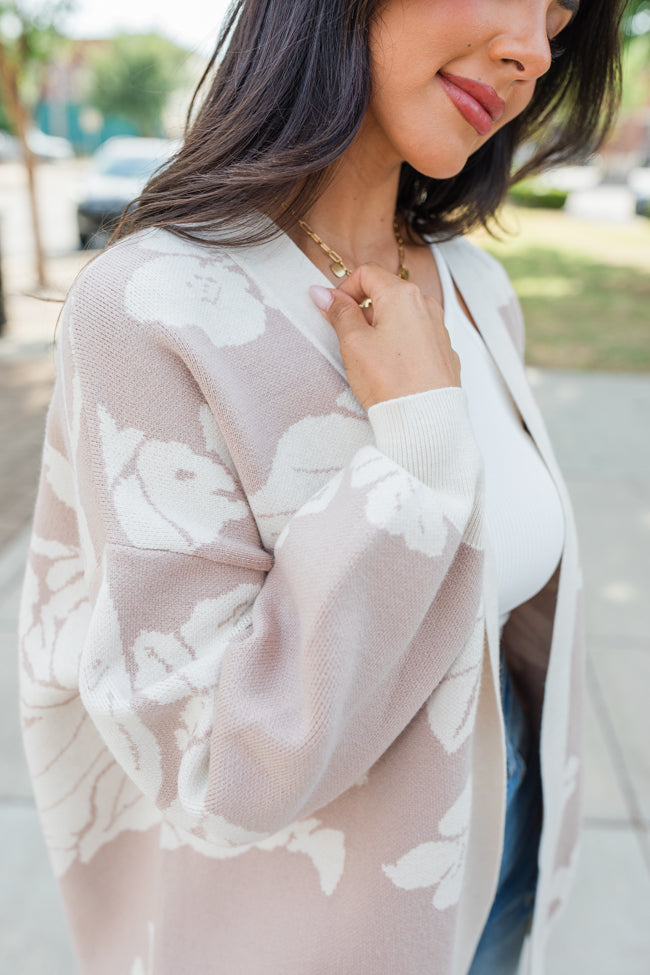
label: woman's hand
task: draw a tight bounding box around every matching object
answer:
[309,262,461,410]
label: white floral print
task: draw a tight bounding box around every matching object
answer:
[97,404,145,489]
[351,448,450,557]
[427,612,484,754]
[21,543,161,878]
[251,412,370,547]
[125,254,268,347]
[99,405,248,552]
[382,777,472,910]
[20,535,87,690]
[161,816,346,896]
[132,584,259,706]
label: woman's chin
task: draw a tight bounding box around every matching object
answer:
[407,144,479,182]
[429,162,470,181]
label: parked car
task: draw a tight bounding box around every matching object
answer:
[27,128,74,161]
[0,131,21,161]
[0,128,74,162]
[628,165,650,218]
[76,137,179,248]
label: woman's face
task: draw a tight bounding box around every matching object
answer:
[366,0,578,178]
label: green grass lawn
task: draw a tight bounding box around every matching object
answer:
[472,207,650,371]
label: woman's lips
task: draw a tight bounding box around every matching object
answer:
[438,72,505,136]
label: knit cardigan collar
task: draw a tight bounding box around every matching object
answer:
[222,228,546,478]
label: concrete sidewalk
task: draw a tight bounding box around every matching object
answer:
[1,347,649,969]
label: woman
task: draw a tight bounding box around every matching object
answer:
[20,1,624,973]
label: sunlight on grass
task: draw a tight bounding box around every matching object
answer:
[514,277,581,298]
[471,208,650,371]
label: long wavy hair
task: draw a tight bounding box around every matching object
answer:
[116,0,627,245]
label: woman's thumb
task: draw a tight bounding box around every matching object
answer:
[309,285,365,339]
[309,285,335,313]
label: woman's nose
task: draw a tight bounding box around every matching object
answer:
[488,17,553,80]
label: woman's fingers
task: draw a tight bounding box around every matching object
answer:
[336,262,405,309]
[309,285,370,339]
[309,264,461,409]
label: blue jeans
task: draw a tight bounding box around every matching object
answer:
[467,652,542,975]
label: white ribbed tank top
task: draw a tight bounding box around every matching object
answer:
[431,245,565,632]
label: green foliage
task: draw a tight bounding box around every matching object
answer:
[478,209,650,371]
[620,32,650,114]
[623,0,650,39]
[0,1,73,63]
[0,0,74,120]
[87,34,188,138]
[0,0,72,26]
[0,98,10,130]
[508,180,568,210]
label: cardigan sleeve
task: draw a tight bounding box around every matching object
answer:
[24,245,486,848]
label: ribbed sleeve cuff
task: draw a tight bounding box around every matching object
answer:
[367,387,482,499]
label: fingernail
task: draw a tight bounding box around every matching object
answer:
[309,285,334,311]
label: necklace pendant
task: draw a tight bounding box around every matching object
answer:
[298,215,408,281]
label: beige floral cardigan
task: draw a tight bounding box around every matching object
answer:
[19,226,584,975]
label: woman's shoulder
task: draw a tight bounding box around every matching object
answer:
[63,227,258,350]
[71,227,233,302]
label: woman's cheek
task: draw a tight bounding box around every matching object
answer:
[506,81,537,125]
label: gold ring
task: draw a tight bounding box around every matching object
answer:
[359,297,372,309]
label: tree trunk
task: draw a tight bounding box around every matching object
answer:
[0,43,49,290]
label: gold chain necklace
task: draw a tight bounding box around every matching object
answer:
[297,217,410,282]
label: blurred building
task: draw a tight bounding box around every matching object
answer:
[34,38,203,154]
[601,109,650,179]
[35,40,137,154]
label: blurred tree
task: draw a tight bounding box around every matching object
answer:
[621,31,650,113]
[619,0,650,126]
[0,0,74,288]
[0,97,10,130]
[623,0,650,49]
[87,34,188,138]
[623,0,650,38]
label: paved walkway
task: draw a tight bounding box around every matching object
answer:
[0,350,56,549]
[0,263,648,971]
[0,249,89,551]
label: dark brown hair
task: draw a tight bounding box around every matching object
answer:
[116,0,627,245]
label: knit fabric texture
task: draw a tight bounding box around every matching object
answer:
[18,228,585,975]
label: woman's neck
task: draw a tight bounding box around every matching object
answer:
[291,117,444,307]
[295,122,406,277]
